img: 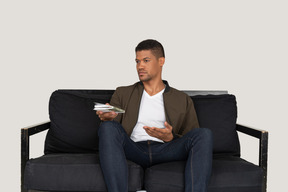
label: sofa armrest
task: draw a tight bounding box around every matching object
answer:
[21,121,50,192]
[236,124,268,192]
[236,124,268,167]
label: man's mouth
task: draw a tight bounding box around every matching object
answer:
[138,71,147,76]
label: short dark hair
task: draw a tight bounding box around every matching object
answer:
[135,39,165,58]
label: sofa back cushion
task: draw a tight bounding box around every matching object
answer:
[45,90,240,155]
[44,90,113,154]
[191,94,240,155]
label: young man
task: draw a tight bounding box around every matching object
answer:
[96,39,213,192]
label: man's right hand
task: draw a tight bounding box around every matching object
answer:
[96,103,118,121]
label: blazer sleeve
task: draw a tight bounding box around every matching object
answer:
[177,95,200,136]
[109,88,123,123]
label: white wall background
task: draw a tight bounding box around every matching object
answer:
[1,0,287,191]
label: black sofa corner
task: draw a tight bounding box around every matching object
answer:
[21,90,268,192]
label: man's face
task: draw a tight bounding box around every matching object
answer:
[135,50,164,82]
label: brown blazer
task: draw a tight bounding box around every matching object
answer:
[110,81,199,138]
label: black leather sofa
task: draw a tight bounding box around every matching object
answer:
[21,89,268,192]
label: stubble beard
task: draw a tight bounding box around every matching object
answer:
[139,74,152,82]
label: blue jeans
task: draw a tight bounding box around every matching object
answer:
[98,121,213,192]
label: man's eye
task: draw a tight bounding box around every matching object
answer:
[144,59,149,63]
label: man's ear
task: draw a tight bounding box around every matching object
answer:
[159,57,165,67]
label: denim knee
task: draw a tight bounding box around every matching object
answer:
[187,128,213,146]
[98,121,123,139]
[198,128,212,139]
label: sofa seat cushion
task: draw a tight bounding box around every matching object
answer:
[144,156,263,192]
[24,153,144,191]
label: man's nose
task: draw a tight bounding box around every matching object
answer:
[138,61,145,68]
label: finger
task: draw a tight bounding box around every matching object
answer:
[143,127,154,134]
[149,127,165,133]
[148,128,163,137]
[99,111,105,114]
[98,111,117,120]
[143,126,155,133]
[144,127,157,133]
[145,129,158,137]
[103,112,115,118]
[165,122,172,130]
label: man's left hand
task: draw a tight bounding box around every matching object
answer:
[143,121,173,142]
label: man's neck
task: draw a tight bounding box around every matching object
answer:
[142,79,166,96]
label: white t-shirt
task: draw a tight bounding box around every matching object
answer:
[130,88,166,142]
